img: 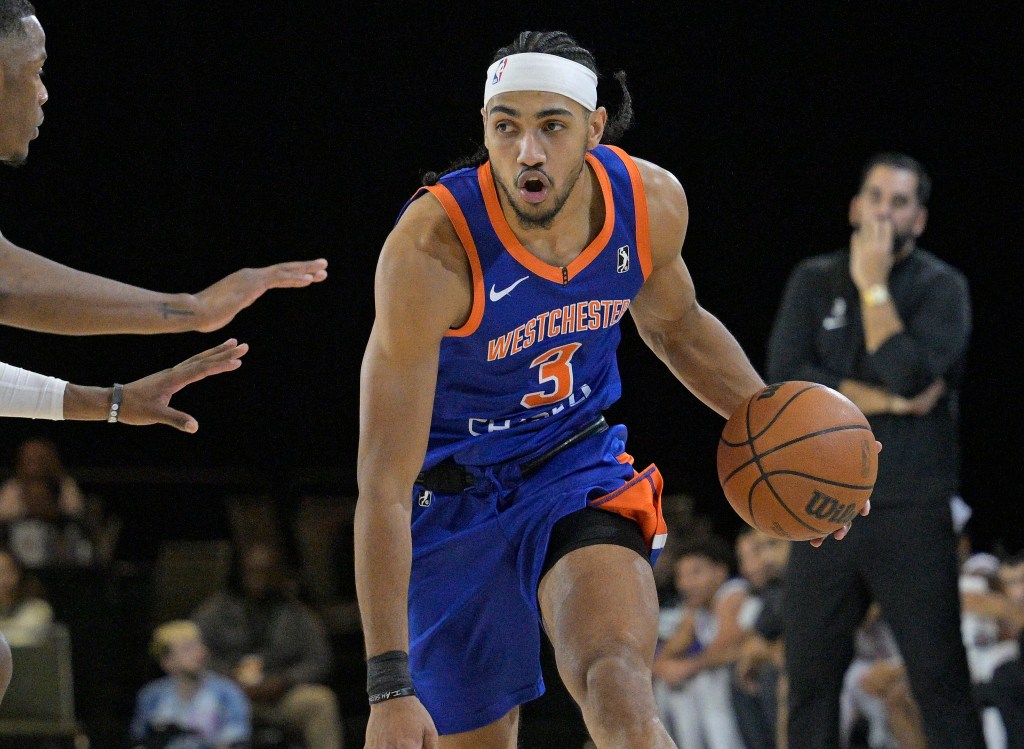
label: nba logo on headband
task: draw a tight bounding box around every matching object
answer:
[492,58,508,84]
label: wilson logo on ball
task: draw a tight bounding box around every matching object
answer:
[804,490,859,524]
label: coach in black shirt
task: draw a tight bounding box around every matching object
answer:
[767,152,984,748]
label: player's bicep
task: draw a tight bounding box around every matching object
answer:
[629,253,699,349]
[357,216,465,496]
[358,323,440,493]
[628,159,699,346]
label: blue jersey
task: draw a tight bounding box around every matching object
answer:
[401,145,653,469]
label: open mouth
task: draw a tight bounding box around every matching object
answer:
[518,172,550,205]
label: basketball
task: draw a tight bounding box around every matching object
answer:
[717,381,877,541]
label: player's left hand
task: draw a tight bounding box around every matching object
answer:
[809,440,881,547]
[192,259,328,332]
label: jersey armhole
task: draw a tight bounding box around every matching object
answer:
[602,145,653,280]
[418,185,485,337]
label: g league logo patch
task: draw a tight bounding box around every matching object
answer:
[417,489,433,507]
[617,245,630,273]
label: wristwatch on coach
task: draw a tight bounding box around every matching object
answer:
[860,283,891,307]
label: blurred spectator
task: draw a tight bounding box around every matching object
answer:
[0,437,85,521]
[0,544,53,645]
[732,529,789,749]
[959,552,1017,749]
[988,628,1024,749]
[839,605,897,748]
[193,541,343,749]
[976,552,1024,749]
[0,475,97,567]
[130,619,250,749]
[653,534,748,749]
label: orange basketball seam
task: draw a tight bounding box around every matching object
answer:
[720,424,875,484]
[757,471,874,491]
[746,383,823,441]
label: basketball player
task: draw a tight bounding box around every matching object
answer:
[0,2,326,426]
[355,31,868,749]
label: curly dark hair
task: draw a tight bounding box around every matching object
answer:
[422,30,635,186]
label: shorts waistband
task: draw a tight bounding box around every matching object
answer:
[416,415,610,494]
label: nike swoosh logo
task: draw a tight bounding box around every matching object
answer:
[489,276,530,302]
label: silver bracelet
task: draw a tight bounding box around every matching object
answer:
[107,383,124,423]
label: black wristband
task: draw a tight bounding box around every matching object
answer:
[366,650,416,705]
[368,686,417,704]
[107,383,124,424]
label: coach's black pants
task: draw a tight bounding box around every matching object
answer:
[782,502,986,749]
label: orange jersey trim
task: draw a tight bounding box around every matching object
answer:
[422,185,485,337]
[604,145,653,280]
[477,154,616,285]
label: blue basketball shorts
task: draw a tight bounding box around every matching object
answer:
[407,423,666,735]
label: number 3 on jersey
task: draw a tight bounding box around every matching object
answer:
[520,343,582,409]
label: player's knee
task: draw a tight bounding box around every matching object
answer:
[576,648,653,715]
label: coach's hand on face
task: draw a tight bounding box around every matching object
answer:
[849,213,895,291]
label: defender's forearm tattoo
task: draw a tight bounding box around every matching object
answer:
[161,303,195,319]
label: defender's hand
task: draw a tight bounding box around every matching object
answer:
[119,339,248,432]
[192,259,328,332]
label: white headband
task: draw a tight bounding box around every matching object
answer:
[484,52,598,111]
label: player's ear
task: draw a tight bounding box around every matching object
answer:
[588,106,607,148]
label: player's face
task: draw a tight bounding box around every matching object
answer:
[483,90,606,229]
[0,15,47,166]
[850,165,928,254]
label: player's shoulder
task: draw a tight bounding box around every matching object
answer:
[382,189,466,278]
[389,190,461,253]
[618,154,688,254]
[627,155,686,209]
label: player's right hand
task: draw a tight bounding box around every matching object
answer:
[364,696,438,749]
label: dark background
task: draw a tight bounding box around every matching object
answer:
[1,5,1021,561]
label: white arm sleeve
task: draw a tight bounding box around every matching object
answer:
[0,362,66,419]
